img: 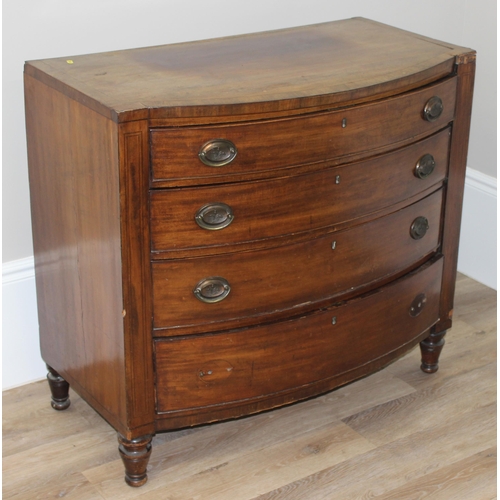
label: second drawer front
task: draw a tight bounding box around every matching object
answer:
[155,257,443,413]
[151,128,450,255]
[152,190,443,332]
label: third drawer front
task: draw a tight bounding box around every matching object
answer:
[152,189,443,333]
[155,257,443,413]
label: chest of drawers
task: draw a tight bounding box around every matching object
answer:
[24,18,475,486]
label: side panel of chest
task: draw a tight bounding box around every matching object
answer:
[25,74,129,433]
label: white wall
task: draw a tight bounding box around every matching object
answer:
[2,0,496,389]
[2,258,46,388]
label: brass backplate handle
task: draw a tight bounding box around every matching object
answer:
[193,277,231,304]
[410,216,429,240]
[195,203,234,230]
[423,96,443,122]
[198,139,237,167]
[415,153,436,179]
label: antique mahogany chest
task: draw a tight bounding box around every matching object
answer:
[24,18,475,486]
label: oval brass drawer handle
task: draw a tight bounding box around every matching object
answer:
[410,216,429,240]
[193,277,231,303]
[415,154,436,179]
[198,139,237,167]
[423,96,443,122]
[195,203,234,230]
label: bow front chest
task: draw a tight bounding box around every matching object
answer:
[24,18,475,486]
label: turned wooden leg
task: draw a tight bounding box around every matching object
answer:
[118,434,153,487]
[46,364,70,410]
[420,330,446,373]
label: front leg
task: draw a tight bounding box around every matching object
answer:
[419,330,446,373]
[118,434,153,487]
[46,364,70,410]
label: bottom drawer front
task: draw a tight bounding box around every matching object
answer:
[155,258,443,413]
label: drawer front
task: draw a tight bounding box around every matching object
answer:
[151,128,449,255]
[155,258,443,413]
[150,77,456,185]
[152,189,443,332]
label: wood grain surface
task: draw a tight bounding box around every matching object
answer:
[435,57,476,333]
[24,18,472,122]
[152,190,443,333]
[150,79,456,185]
[23,18,476,489]
[150,129,450,255]
[24,74,128,435]
[3,274,495,499]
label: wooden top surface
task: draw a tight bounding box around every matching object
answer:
[25,18,474,122]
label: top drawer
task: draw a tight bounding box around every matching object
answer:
[150,77,457,186]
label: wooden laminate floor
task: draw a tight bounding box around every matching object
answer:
[3,274,496,499]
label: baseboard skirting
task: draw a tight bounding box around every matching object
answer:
[464,167,497,197]
[457,168,497,290]
[2,167,496,390]
[2,256,45,391]
[2,255,35,285]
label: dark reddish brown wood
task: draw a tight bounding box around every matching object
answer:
[118,121,156,438]
[154,328,433,432]
[435,55,476,333]
[24,74,155,440]
[151,129,450,256]
[420,330,447,373]
[150,79,456,185]
[118,434,153,487]
[152,190,443,334]
[155,258,443,415]
[24,74,128,435]
[24,20,475,487]
[23,18,471,123]
[46,365,70,410]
